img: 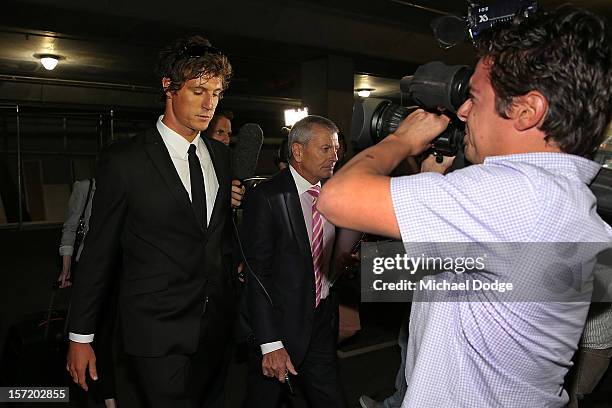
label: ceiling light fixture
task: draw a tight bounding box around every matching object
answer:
[357,88,374,98]
[39,54,60,71]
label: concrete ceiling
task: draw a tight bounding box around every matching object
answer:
[0,0,610,105]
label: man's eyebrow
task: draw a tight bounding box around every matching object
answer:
[190,84,222,91]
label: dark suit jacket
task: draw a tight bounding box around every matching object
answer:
[241,168,331,366]
[69,127,236,357]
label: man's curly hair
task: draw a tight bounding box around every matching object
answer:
[156,35,233,98]
[475,6,612,158]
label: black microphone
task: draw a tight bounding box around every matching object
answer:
[431,15,467,49]
[231,123,264,181]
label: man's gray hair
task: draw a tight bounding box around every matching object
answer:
[288,115,339,160]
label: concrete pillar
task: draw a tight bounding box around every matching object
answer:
[301,55,354,137]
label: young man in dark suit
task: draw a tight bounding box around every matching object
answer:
[241,115,353,408]
[66,35,244,407]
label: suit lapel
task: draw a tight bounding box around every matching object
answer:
[280,170,312,262]
[143,128,204,236]
[201,136,229,234]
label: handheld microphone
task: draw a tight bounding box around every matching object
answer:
[232,123,264,181]
[228,124,274,327]
[431,15,467,49]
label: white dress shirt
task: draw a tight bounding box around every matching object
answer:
[157,116,219,226]
[261,165,336,355]
[69,117,219,343]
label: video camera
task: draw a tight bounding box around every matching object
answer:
[352,62,472,161]
[351,0,539,162]
[431,0,538,49]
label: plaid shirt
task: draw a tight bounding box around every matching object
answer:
[390,152,612,408]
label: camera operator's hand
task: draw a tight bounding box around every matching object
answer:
[421,154,455,175]
[318,110,449,239]
[391,109,450,157]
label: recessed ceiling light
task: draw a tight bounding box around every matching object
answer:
[356,88,374,97]
[39,54,60,71]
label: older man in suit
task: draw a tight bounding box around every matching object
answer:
[66,35,244,407]
[242,115,352,408]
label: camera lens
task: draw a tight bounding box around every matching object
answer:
[401,62,473,114]
[351,62,473,158]
[351,98,411,149]
[375,102,411,142]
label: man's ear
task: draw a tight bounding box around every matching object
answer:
[511,91,548,131]
[162,77,172,98]
[291,142,303,163]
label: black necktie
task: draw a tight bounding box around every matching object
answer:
[188,144,207,229]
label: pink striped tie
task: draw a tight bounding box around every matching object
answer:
[307,186,323,308]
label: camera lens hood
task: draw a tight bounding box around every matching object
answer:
[402,62,473,114]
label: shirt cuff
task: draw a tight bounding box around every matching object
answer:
[69,332,94,343]
[59,245,74,256]
[260,341,284,355]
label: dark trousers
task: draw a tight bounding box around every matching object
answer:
[245,297,345,408]
[129,288,235,408]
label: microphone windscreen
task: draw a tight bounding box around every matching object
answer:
[431,16,466,48]
[232,123,264,180]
